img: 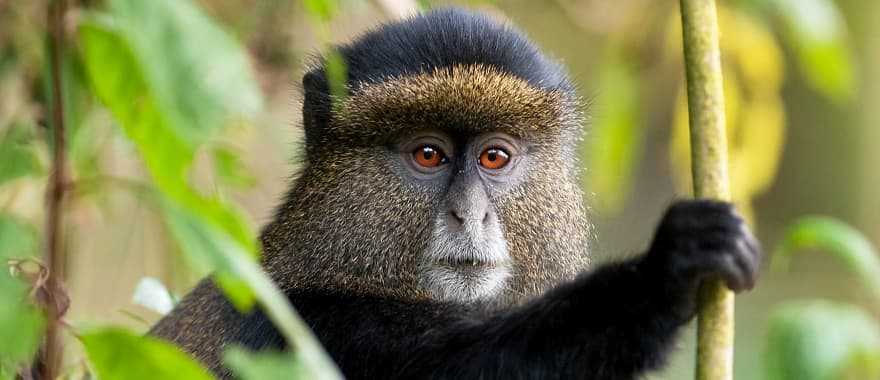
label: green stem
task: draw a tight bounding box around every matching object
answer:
[678,1,734,380]
[230,255,344,380]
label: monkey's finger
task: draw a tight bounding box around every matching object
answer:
[708,252,748,292]
[733,238,758,290]
[739,223,763,265]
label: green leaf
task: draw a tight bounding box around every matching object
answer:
[0,277,43,376]
[78,2,343,378]
[162,199,256,309]
[765,301,880,380]
[771,0,855,103]
[224,347,309,380]
[773,216,880,301]
[213,146,256,188]
[81,327,216,380]
[87,0,261,147]
[585,54,643,213]
[78,0,264,196]
[303,0,340,23]
[325,49,349,104]
[79,0,265,309]
[79,16,193,192]
[0,214,44,372]
[0,213,38,260]
[0,123,43,186]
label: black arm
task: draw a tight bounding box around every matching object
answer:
[393,258,694,380]
[292,257,698,380]
[297,202,759,380]
[152,200,759,380]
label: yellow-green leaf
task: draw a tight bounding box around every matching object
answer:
[771,0,856,103]
[0,214,43,373]
[303,0,340,23]
[78,0,265,309]
[0,123,43,186]
[81,327,216,380]
[224,347,309,380]
[585,54,642,214]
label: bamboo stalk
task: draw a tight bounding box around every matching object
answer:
[678,1,734,380]
[40,0,69,378]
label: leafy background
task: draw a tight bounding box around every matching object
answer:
[0,0,879,379]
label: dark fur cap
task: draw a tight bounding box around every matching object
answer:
[302,8,578,154]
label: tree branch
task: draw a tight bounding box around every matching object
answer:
[678,1,734,380]
[38,0,70,378]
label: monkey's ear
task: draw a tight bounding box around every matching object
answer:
[301,69,332,150]
[302,69,330,112]
[302,69,327,96]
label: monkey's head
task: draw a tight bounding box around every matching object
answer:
[262,8,589,305]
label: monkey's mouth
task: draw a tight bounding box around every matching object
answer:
[436,257,496,270]
[420,224,511,302]
[420,258,511,303]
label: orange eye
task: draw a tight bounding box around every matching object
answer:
[412,145,447,168]
[479,148,510,170]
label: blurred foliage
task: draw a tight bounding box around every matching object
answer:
[0,0,875,379]
[0,123,44,186]
[325,51,350,104]
[212,146,258,189]
[768,0,855,103]
[0,215,44,377]
[302,0,349,105]
[79,0,263,311]
[42,45,93,161]
[586,49,643,212]
[0,3,49,376]
[303,0,341,22]
[585,0,855,218]
[670,5,787,221]
[76,0,341,378]
[0,0,344,377]
[766,217,880,380]
[224,347,309,380]
[765,302,880,380]
[774,216,880,299]
[81,328,216,380]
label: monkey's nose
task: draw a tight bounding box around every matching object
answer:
[447,209,491,231]
[444,174,492,232]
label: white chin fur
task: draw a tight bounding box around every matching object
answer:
[420,212,511,302]
[421,264,511,302]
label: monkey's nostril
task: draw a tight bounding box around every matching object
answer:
[482,212,490,225]
[449,211,464,226]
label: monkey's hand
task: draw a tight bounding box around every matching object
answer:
[641,200,762,318]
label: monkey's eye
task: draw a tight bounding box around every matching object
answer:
[412,145,448,168]
[479,148,510,170]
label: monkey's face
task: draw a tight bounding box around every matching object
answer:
[399,130,519,302]
[277,65,590,304]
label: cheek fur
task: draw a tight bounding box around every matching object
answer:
[493,156,590,300]
[263,157,441,300]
